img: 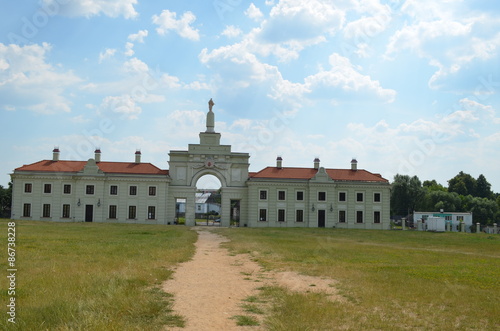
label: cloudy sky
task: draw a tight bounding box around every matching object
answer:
[1,0,499,191]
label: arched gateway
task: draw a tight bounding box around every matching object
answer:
[167,100,249,226]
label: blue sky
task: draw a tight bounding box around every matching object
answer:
[1,0,499,192]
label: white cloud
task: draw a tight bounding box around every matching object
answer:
[152,10,200,41]
[99,48,116,63]
[99,95,142,119]
[304,53,396,103]
[0,42,81,114]
[221,25,242,38]
[128,30,148,43]
[124,42,134,57]
[42,0,138,19]
[123,57,149,74]
[245,3,264,21]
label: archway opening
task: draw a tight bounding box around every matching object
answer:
[195,174,222,226]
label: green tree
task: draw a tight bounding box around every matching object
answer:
[448,171,477,196]
[421,190,461,212]
[0,182,12,218]
[423,179,447,192]
[391,174,425,216]
[467,197,498,225]
[475,174,493,199]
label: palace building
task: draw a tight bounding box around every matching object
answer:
[10,100,391,229]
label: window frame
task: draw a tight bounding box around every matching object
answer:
[43,183,52,194]
[295,209,304,222]
[110,185,118,196]
[277,208,286,222]
[148,206,156,220]
[128,205,137,219]
[356,210,364,223]
[24,183,32,193]
[374,211,381,224]
[338,210,346,223]
[277,190,286,201]
[23,203,31,217]
[109,205,117,219]
[356,192,364,202]
[373,192,381,203]
[63,184,71,194]
[259,208,267,222]
[296,191,304,201]
[259,190,268,200]
[42,204,51,218]
[62,204,71,218]
[86,185,95,195]
[129,185,138,196]
[148,186,157,196]
[318,191,326,201]
[338,192,346,202]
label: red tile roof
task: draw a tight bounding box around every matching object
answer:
[15,160,168,176]
[249,167,388,182]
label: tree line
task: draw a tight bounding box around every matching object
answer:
[391,172,500,225]
[0,182,12,218]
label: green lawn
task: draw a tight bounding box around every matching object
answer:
[0,220,197,330]
[217,228,500,330]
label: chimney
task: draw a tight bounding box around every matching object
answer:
[314,157,320,170]
[94,148,101,162]
[276,156,283,169]
[52,147,60,161]
[351,158,358,171]
[135,150,141,163]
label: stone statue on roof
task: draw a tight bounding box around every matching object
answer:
[208,98,215,112]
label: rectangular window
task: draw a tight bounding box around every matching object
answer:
[110,185,118,195]
[374,193,381,202]
[42,204,51,218]
[149,186,156,196]
[374,211,381,224]
[62,204,71,218]
[148,206,156,220]
[86,185,95,195]
[128,206,137,219]
[318,192,326,201]
[259,190,267,200]
[296,191,304,201]
[278,190,286,201]
[24,183,32,193]
[278,209,286,222]
[457,216,464,221]
[259,209,267,222]
[296,209,304,222]
[339,192,346,202]
[129,186,137,196]
[63,184,71,194]
[445,216,452,221]
[23,203,31,217]
[356,192,364,202]
[339,210,346,223]
[44,184,52,194]
[356,210,363,223]
[109,205,117,219]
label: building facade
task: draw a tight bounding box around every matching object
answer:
[11,101,391,229]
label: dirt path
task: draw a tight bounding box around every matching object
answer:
[162,228,342,330]
[162,229,265,330]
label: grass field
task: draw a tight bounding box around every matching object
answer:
[0,220,197,330]
[218,228,500,330]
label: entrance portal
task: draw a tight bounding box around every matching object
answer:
[318,210,325,228]
[195,175,221,226]
[85,205,93,222]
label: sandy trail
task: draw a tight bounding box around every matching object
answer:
[162,229,264,330]
[162,228,341,330]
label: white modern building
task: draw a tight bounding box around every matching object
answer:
[10,100,391,229]
[413,211,473,232]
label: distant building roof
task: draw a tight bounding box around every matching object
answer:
[249,166,388,182]
[14,160,168,176]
